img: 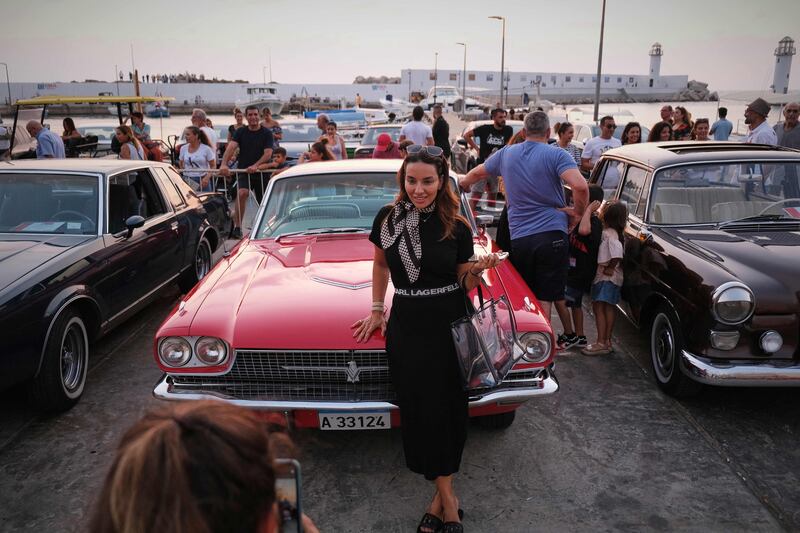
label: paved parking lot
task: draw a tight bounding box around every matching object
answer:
[1,290,799,532]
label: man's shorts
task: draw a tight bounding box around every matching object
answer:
[564,284,585,309]
[237,173,268,204]
[511,230,569,302]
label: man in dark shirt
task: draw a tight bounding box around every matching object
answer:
[431,104,451,159]
[220,105,274,238]
[464,108,513,211]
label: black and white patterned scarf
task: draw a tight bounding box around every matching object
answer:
[379,201,436,284]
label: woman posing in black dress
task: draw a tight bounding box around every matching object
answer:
[352,146,503,533]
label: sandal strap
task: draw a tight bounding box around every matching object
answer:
[442,522,464,533]
[418,512,444,533]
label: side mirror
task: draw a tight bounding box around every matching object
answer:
[124,215,145,238]
[456,139,468,147]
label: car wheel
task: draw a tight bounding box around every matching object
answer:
[30,309,89,411]
[649,306,701,397]
[179,237,212,293]
[474,410,516,430]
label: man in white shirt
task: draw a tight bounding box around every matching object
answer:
[399,106,434,146]
[191,108,218,154]
[743,98,777,145]
[580,116,621,173]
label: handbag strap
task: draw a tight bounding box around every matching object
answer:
[458,269,489,315]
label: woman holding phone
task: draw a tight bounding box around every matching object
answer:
[352,145,503,533]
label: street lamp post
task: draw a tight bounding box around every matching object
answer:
[488,16,506,107]
[593,0,607,122]
[433,52,438,105]
[0,63,11,107]
[262,66,267,85]
[456,42,467,118]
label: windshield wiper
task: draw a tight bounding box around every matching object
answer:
[276,227,368,241]
[717,214,789,229]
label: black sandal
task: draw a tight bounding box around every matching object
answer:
[417,512,444,533]
[442,522,464,533]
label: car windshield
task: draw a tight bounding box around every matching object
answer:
[0,174,98,235]
[280,123,321,143]
[255,172,468,239]
[362,128,402,145]
[648,161,800,224]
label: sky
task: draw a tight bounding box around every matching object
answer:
[2,0,799,92]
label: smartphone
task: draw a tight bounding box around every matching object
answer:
[275,458,303,533]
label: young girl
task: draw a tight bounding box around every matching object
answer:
[582,201,627,356]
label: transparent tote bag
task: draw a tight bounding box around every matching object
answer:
[450,280,522,392]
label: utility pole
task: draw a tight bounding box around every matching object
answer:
[433,52,438,105]
[593,0,607,123]
[456,42,467,117]
[0,63,11,106]
[114,64,120,95]
[489,16,506,107]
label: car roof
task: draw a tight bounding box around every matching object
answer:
[274,159,403,180]
[0,159,172,175]
[602,142,800,169]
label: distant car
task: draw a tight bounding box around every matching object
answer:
[353,124,403,158]
[592,141,800,396]
[419,85,483,110]
[153,159,558,430]
[279,119,322,163]
[0,160,229,411]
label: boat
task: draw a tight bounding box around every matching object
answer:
[237,85,284,116]
[145,101,170,118]
[418,85,483,110]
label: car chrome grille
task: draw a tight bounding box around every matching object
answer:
[170,350,395,402]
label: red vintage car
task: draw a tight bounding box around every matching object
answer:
[152,159,558,430]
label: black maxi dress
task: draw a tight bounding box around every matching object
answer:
[369,206,473,481]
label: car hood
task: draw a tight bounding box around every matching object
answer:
[189,233,387,349]
[663,226,800,312]
[0,235,93,293]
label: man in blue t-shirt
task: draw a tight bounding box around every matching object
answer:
[459,111,588,318]
[710,107,733,141]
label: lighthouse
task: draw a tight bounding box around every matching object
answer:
[649,43,663,78]
[772,36,795,95]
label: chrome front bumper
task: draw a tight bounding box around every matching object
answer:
[681,351,800,387]
[153,366,559,411]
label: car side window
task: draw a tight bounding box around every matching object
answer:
[595,159,625,199]
[107,170,167,233]
[619,166,648,217]
[154,168,186,210]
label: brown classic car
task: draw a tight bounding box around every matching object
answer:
[590,142,800,396]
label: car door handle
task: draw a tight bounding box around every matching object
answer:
[170,221,179,232]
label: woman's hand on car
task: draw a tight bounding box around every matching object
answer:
[351,311,387,343]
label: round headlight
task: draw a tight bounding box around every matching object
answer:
[195,337,228,365]
[760,331,783,354]
[518,332,552,363]
[159,337,192,367]
[712,282,754,325]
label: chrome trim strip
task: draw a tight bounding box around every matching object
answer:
[153,368,559,409]
[680,350,800,387]
[309,276,372,290]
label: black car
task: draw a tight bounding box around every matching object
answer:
[591,142,800,396]
[0,159,229,411]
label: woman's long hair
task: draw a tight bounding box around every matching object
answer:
[601,201,628,243]
[312,138,335,160]
[647,121,673,142]
[394,150,468,240]
[89,401,277,533]
[63,117,77,135]
[116,125,143,152]
[674,106,693,128]
[185,125,211,148]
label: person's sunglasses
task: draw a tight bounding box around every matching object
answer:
[606,124,617,129]
[406,145,444,157]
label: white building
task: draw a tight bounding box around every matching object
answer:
[402,43,688,101]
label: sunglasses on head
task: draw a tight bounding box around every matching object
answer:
[406,145,444,157]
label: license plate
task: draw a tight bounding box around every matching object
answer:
[318,411,390,431]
